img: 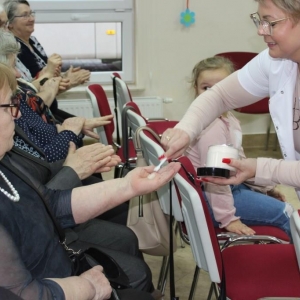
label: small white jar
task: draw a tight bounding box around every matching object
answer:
[206,144,239,172]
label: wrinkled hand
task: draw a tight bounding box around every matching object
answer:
[225,219,256,235]
[56,117,86,135]
[202,158,257,186]
[57,78,71,93]
[267,187,286,202]
[64,65,91,88]
[63,142,116,179]
[161,128,190,159]
[80,265,112,300]
[82,115,114,139]
[124,162,181,196]
[97,154,121,173]
[43,53,62,77]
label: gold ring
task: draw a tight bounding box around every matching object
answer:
[166,136,171,141]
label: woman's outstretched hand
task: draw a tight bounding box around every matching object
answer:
[125,162,181,196]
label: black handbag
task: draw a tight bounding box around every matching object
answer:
[69,247,130,290]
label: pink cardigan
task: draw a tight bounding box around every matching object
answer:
[186,112,273,227]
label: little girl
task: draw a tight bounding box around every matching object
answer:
[185,56,293,238]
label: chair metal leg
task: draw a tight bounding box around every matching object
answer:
[213,283,219,299]
[160,256,170,295]
[157,256,169,291]
[207,282,214,300]
[188,266,200,300]
[175,221,186,248]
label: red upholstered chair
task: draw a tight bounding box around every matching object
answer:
[138,129,289,298]
[124,102,179,137]
[86,84,136,178]
[215,51,275,150]
[174,156,300,300]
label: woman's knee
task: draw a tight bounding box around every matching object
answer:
[130,259,153,291]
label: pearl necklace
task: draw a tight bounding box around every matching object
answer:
[0,171,20,202]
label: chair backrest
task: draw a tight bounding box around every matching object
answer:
[86,84,115,145]
[124,103,147,136]
[215,51,258,70]
[215,51,269,114]
[112,75,132,110]
[173,156,223,282]
[138,127,182,220]
[291,210,300,271]
[125,101,144,118]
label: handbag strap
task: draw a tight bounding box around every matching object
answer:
[14,125,46,159]
[134,125,161,151]
[112,76,121,146]
[169,180,179,300]
[0,157,66,243]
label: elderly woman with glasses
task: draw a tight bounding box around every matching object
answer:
[3,0,90,96]
[0,63,180,300]
[162,0,300,196]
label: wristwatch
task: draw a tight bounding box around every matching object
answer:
[39,77,49,86]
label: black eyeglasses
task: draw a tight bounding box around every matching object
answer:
[0,95,20,117]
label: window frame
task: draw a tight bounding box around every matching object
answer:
[30,0,134,84]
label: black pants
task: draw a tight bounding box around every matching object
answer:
[0,287,23,300]
[67,219,152,293]
[114,289,154,300]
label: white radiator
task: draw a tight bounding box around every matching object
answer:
[58,97,164,137]
[58,99,94,119]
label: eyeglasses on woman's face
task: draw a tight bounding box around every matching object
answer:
[14,10,36,20]
[250,12,289,36]
[0,94,20,118]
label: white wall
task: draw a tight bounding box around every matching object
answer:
[59,0,270,134]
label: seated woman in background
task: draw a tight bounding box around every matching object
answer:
[0,63,180,299]
[0,3,61,93]
[185,56,294,238]
[3,0,90,87]
[0,29,112,162]
[3,0,90,120]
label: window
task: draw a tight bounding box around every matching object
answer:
[30,0,134,84]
